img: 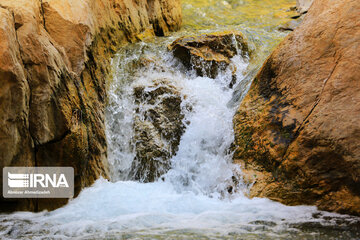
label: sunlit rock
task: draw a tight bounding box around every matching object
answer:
[233,0,360,216]
[0,0,182,212]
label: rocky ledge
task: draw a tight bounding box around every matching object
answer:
[0,0,181,212]
[168,31,251,87]
[233,0,360,216]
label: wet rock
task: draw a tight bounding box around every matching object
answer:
[128,56,166,77]
[168,31,250,81]
[233,0,360,216]
[0,0,182,212]
[129,79,186,182]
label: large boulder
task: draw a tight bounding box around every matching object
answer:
[168,31,250,82]
[129,79,186,182]
[0,0,181,212]
[233,0,360,216]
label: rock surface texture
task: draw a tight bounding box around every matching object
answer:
[130,79,186,182]
[168,32,250,83]
[233,0,360,216]
[0,0,181,212]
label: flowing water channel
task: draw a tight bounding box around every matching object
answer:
[1,0,360,239]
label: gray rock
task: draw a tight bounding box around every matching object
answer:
[129,79,187,182]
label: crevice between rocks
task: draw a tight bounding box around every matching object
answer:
[39,0,48,32]
[38,129,72,147]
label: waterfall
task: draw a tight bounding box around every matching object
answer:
[1,36,359,240]
[106,39,248,196]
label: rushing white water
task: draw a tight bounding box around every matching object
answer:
[1,36,359,240]
[107,39,249,195]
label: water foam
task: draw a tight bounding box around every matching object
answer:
[1,179,358,239]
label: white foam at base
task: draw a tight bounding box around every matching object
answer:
[0,179,328,239]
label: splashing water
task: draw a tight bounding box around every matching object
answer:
[1,1,360,239]
[1,33,359,240]
[107,39,249,194]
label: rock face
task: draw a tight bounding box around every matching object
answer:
[168,31,250,82]
[233,0,360,216]
[0,0,181,212]
[129,79,186,182]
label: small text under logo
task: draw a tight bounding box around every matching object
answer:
[3,167,74,198]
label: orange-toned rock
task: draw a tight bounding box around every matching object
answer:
[0,0,181,212]
[233,0,360,216]
[168,32,250,81]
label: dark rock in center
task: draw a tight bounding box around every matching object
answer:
[129,79,187,182]
[168,31,251,81]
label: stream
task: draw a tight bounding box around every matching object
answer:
[1,0,360,239]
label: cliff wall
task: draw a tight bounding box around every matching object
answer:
[0,0,181,211]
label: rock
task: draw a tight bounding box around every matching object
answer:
[233,0,360,216]
[279,2,309,32]
[278,15,305,32]
[128,56,166,77]
[168,31,250,81]
[296,0,314,13]
[147,0,182,36]
[0,0,181,212]
[129,79,186,182]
